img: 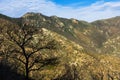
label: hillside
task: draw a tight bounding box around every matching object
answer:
[0,13,120,80]
[92,17,120,54]
[21,12,120,54]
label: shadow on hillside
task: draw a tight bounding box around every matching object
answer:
[0,62,25,80]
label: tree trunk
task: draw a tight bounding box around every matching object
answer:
[25,58,29,80]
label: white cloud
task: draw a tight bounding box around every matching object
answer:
[0,0,120,22]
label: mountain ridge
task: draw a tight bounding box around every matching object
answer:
[21,12,120,54]
[0,12,120,80]
[0,12,120,54]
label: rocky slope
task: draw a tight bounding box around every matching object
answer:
[20,12,120,54]
[0,13,120,80]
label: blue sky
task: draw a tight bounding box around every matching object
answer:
[51,0,97,6]
[0,0,120,22]
[51,0,106,6]
[51,0,120,6]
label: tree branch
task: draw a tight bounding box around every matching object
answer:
[29,64,44,72]
[6,31,21,47]
[28,60,36,70]
[9,56,25,65]
[22,34,33,47]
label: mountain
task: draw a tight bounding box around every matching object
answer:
[21,13,96,54]
[0,12,120,80]
[92,17,120,54]
[21,12,120,54]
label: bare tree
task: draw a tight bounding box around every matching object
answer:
[1,24,59,80]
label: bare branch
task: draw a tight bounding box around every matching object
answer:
[27,46,47,58]
[39,57,59,65]
[29,64,44,72]
[28,61,35,70]
[6,31,21,47]
[22,34,33,47]
[9,56,25,65]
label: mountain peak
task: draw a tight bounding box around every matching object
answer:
[22,12,43,18]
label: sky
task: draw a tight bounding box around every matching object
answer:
[0,0,120,22]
